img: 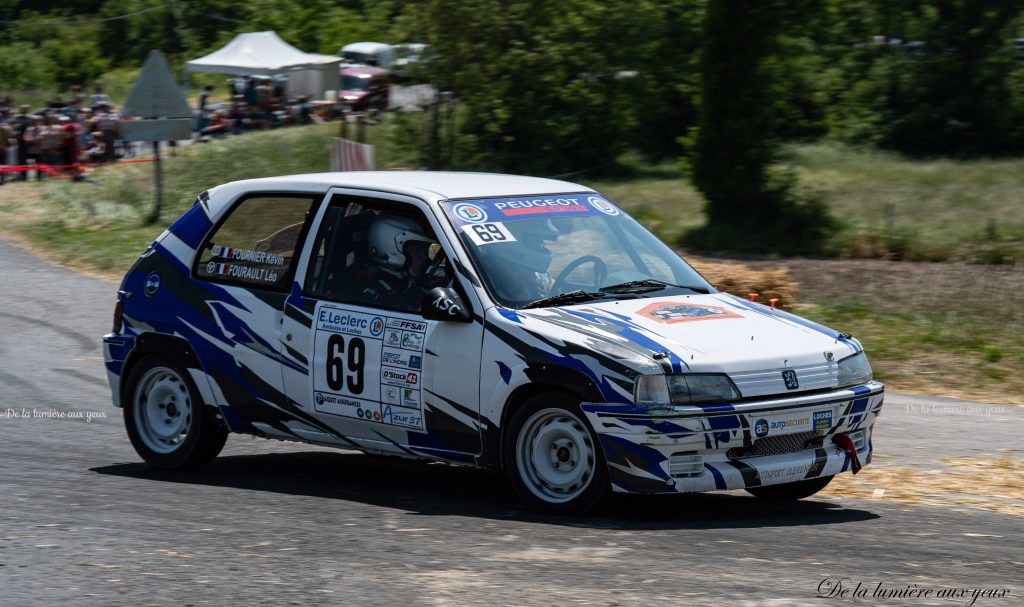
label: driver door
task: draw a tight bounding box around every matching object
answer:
[281,190,484,461]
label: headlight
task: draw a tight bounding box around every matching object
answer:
[837,352,873,388]
[634,374,741,406]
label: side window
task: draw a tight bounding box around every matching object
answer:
[195,194,315,290]
[306,196,451,314]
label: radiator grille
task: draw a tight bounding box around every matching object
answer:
[727,431,822,460]
[730,362,837,397]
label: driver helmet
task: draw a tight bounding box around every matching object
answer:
[484,219,559,299]
[368,215,435,272]
[491,219,557,270]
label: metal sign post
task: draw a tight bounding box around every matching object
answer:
[120,50,193,222]
[153,142,162,217]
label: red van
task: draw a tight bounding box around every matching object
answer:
[339,65,389,112]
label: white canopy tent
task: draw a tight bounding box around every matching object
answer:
[185,31,341,100]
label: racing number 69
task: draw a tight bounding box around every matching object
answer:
[471,224,507,243]
[326,334,365,394]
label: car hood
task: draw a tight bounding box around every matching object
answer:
[500,292,862,396]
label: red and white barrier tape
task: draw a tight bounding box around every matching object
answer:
[0,158,157,179]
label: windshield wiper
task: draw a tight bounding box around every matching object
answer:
[521,290,605,310]
[599,279,710,294]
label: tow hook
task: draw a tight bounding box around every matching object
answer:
[832,433,862,474]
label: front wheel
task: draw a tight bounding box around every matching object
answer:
[123,356,227,469]
[502,393,609,514]
[745,475,834,501]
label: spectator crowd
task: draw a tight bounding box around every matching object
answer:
[1,77,330,183]
[0,85,121,182]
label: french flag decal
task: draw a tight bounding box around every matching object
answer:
[206,261,228,275]
[212,245,233,258]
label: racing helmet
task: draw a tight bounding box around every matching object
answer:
[501,218,559,267]
[483,219,559,299]
[368,215,435,271]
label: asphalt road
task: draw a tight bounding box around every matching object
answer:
[1,237,1021,607]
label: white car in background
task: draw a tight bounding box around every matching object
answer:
[339,41,394,69]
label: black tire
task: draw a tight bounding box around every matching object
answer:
[502,392,609,514]
[123,355,227,470]
[745,475,834,501]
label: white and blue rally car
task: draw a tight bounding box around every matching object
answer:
[104,172,883,513]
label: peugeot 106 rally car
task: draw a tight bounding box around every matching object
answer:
[104,172,883,513]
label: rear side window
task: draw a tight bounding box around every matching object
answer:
[195,194,316,290]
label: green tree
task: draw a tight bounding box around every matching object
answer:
[397,0,658,175]
[887,1,1024,155]
[688,0,833,254]
[819,0,1024,156]
[0,41,57,91]
[621,1,705,160]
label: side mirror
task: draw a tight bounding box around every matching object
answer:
[421,287,472,322]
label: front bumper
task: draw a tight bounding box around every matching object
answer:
[581,381,884,494]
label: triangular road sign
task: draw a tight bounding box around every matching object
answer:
[122,50,193,118]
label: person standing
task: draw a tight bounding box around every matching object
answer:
[0,119,10,185]
[24,116,45,180]
[95,104,118,162]
[59,115,81,176]
[195,84,213,135]
[14,105,31,181]
[89,84,110,110]
[40,113,62,176]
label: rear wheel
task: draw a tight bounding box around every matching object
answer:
[745,475,834,501]
[503,392,609,514]
[124,356,227,469]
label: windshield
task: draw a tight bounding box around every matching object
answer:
[341,75,371,91]
[441,194,713,308]
[342,51,373,64]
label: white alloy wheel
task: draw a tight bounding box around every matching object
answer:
[132,366,194,454]
[515,407,597,504]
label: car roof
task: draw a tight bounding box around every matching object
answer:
[204,171,594,218]
[341,41,392,54]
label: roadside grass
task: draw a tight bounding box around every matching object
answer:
[804,305,1023,404]
[782,144,1024,263]
[0,122,411,274]
[585,144,1024,263]
[0,124,1021,403]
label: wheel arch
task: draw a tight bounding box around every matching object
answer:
[120,332,204,407]
[485,365,605,472]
